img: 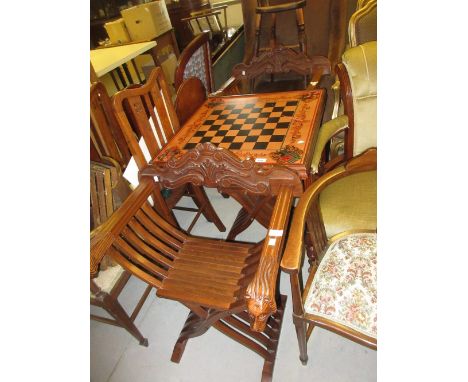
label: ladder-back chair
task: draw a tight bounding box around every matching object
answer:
[281,149,377,366]
[91,143,303,381]
[112,67,225,233]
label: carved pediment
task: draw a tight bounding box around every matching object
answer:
[140,142,303,196]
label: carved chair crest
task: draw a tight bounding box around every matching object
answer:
[232,46,330,80]
[140,142,303,196]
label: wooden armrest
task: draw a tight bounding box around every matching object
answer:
[245,185,295,332]
[90,177,154,278]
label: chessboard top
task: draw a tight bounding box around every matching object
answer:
[154,89,325,179]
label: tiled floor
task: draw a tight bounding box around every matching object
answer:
[90,188,376,382]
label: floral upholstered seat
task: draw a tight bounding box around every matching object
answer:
[304,232,377,339]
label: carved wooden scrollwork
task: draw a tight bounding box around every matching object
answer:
[140,142,303,196]
[232,46,331,80]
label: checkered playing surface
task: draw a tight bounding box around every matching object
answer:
[183,100,299,151]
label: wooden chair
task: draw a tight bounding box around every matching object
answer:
[113,67,225,233]
[253,0,307,58]
[91,143,303,381]
[280,149,377,366]
[226,46,331,94]
[174,77,207,126]
[174,32,214,94]
[182,4,229,47]
[310,41,376,176]
[349,0,377,47]
[90,82,132,169]
[90,161,152,346]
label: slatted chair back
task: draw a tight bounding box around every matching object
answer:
[90,82,132,169]
[113,67,181,172]
[349,0,377,47]
[174,32,213,94]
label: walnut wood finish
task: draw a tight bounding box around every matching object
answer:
[91,143,300,381]
[90,161,151,346]
[174,77,207,126]
[112,67,225,232]
[174,32,213,93]
[280,148,377,364]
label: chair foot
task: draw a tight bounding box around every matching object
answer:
[171,338,188,363]
[139,338,149,347]
[300,355,308,365]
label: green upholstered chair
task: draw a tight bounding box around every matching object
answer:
[311,40,377,176]
[281,149,377,366]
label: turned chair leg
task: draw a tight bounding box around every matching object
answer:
[103,294,148,347]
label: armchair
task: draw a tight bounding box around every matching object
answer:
[91,143,302,381]
[311,41,376,176]
[280,148,377,366]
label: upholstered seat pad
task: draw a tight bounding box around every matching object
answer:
[320,170,376,240]
[92,264,125,294]
[304,232,377,338]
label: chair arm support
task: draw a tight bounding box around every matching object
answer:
[245,186,294,332]
[310,115,349,174]
[90,178,154,278]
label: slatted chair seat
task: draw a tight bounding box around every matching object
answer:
[91,143,302,381]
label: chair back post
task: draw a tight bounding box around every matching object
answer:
[90,82,132,169]
[174,32,213,93]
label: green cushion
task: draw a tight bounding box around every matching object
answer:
[319,170,376,239]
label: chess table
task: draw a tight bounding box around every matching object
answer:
[154,89,325,239]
